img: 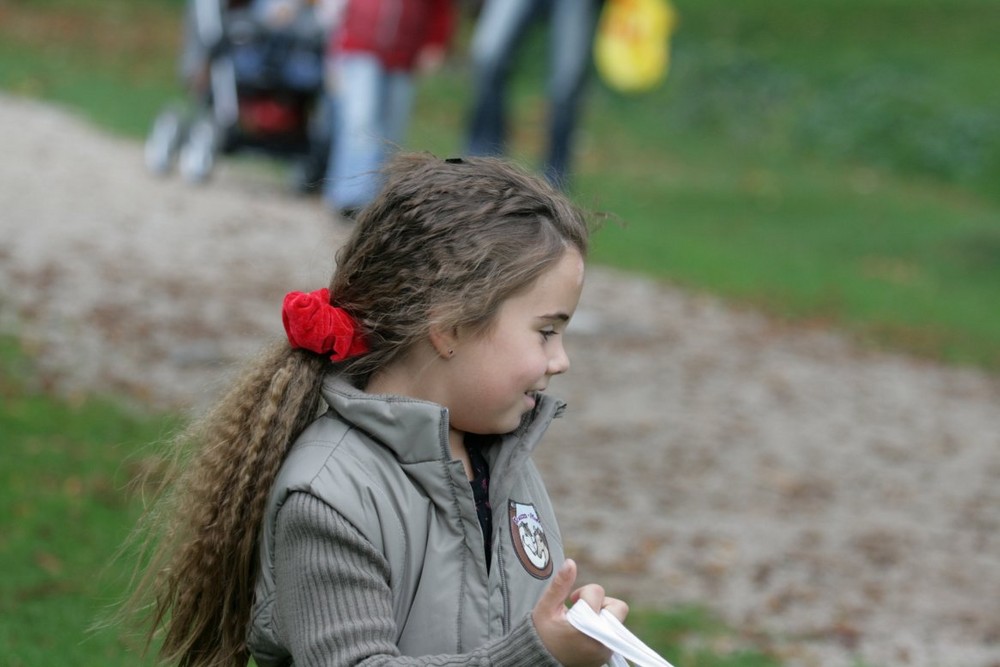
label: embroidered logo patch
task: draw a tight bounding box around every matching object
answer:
[508,500,553,579]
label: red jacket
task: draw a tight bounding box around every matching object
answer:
[331,0,455,71]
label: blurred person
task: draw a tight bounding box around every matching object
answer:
[323,0,455,219]
[465,0,603,190]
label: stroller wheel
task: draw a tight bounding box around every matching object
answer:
[144,109,185,175]
[178,117,218,183]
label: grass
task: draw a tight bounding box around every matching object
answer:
[628,605,783,667]
[409,0,1000,369]
[0,337,177,665]
[0,0,183,136]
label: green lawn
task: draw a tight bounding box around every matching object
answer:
[412,0,1000,369]
[0,339,175,665]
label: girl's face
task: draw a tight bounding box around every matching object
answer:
[444,248,585,438]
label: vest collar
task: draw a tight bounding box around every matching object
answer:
[320,374,566,465]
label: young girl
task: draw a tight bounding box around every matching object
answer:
[125,152,627,666]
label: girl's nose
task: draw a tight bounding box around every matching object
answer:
[548,341,570,376]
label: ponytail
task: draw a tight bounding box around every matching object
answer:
[123,343,327,666]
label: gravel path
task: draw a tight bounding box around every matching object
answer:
[2,94,998,667]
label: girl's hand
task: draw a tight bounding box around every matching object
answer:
[532,559,630,667]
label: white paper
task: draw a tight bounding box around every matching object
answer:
[566,599,676,667]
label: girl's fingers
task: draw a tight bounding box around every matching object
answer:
[601,596,630,623]
[536,558,578,614]
[570,583,607,613]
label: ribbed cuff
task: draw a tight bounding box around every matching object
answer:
[491,612,562,667]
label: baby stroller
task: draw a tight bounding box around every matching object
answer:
[145,0,330,191]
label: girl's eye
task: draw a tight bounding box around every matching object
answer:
[540,329,557,340]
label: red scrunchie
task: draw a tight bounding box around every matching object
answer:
[281,288,369,361]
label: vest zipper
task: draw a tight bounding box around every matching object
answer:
[497,539,511,634]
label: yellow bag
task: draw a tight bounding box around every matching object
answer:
[594,0,678,94]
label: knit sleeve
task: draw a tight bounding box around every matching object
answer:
[272,492,560,667]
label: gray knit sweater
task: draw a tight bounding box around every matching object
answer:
[267,493,558,666]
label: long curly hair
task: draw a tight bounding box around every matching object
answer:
[122,153,592,666]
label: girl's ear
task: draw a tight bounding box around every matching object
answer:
[428,322,459,360]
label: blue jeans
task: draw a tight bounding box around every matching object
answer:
[324,53,414,212]
[466,0,601,189]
